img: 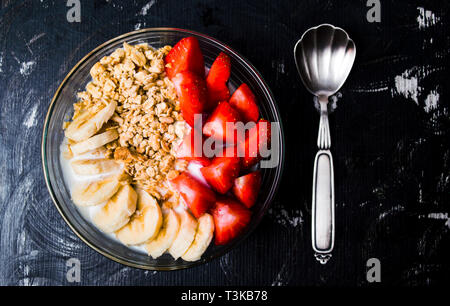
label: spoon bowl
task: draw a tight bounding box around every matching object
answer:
[294,24,356,98]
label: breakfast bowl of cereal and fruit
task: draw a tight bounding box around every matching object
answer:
[42,28,284,270]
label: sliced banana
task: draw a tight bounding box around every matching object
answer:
[168,209,198,260]
[92,184,137,233]
[136,188,158,210]
[70,129,119,155]
[65,101,117,142]
[71,174,121,206]
[71,158,121,175]
[182,213,214,262]
[115,192,163,245]
[90,146,107,157]
[145,208,180,259]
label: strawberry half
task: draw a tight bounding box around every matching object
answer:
[202,101,241,144]
[164,37,205,79]
[229,83,259,123]
[238,119,272,169]
[170,172,216,218]
[232,171,262,208]
[206,52,231,110]
[176,128,211,166]
[172,72,209,127]
[200,156,241,194]
[211,197,251,245]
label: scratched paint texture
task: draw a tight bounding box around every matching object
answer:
[0,0,448,286]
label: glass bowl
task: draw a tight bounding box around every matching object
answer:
[42,28,285,270]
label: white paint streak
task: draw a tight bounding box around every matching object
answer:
[23,265,30,286]
[417,7,440,29]
[140,0,156,16]
[134,23,143,30]
[271,263,287,286]
[271,59,285,75]
[27,33,46,45]
[0,185,6,209]
[39,0,49,9]
[277,63,285,74]
[18,230,26,254]
[352,86,389,93]
[109,1,123,10]
[219,253,232,281]
[424,89,439,113]
[359,201,369,207]
[394,68,421,104]
[378,205,405,220]
[428,213,450,229]
[0,53,3,72]
[1,173,34,276]
[23,104,38,128]
[19,61,36,76]
[428,212,448,220]
[269,208,303,228]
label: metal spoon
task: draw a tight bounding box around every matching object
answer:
[294,24,356,264]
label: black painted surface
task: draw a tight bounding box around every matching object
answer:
[0,0,449,286]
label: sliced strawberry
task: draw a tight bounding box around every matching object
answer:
[238,119,272,169]
[232,171,262,208]
[200,156,241,194]
[172,72,208,127]
[164,37,205,79]
[170,172,216,218]
[203,101,241,144]
[211,197,251,245]
[206,52,231,110]
[229,83,259,123]
[176,128,211,166]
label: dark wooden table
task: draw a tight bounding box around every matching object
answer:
[0,0,448,286]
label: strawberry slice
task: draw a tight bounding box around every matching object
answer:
[170,172,216,218]
[172,72,208,127]
[200,156,241,194]
[238,119,271,169]
[164,37,205,79]
[232,171,262,208]
[206,52,231,110]
[229,83,259,123]
[211,197,251,245]
[203,101,241,144]
[176,128,211,166]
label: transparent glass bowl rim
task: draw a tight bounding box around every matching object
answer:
[41,27,285,270]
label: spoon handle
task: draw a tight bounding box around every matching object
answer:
[317,99,331,149]
[312,98,335,264]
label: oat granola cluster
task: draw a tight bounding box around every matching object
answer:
[69,42,188,197]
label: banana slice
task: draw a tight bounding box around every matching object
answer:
[70,129,119,155]
[136,188,158,210]
[145,208,180,259]
[168,209,198,260]
[65,101,117,142]
[92,184,137,233]
[71,158,121,175]
[71,175,121,206]
[90,146,107,157]
[115,193,163,245]
[182,213,214,262]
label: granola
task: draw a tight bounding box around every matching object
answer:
[67,42,187,193]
